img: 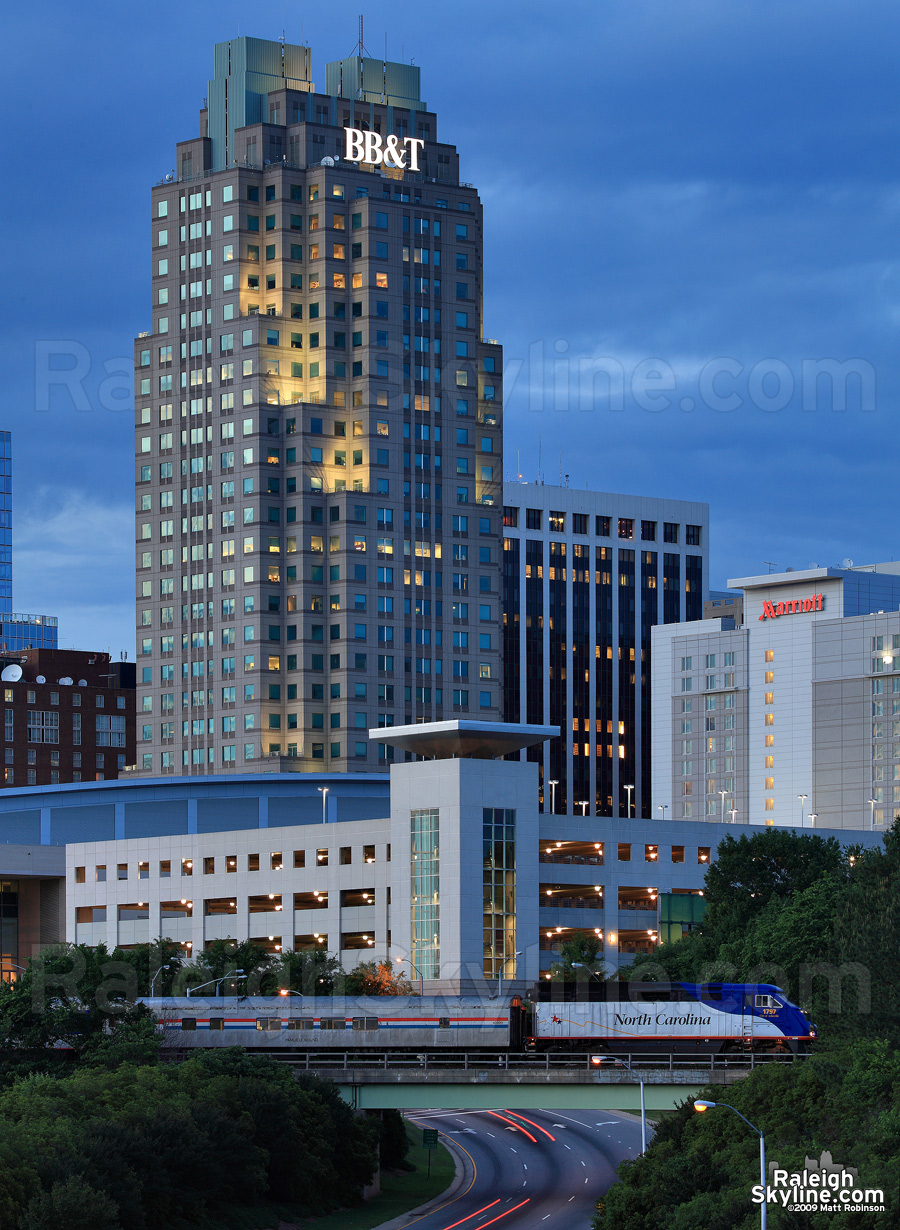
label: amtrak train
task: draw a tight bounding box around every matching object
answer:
[144,981,815,1055]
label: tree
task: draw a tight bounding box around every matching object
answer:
[0,944,161,1061]
[112,939,184,998]
[174,939,277,996]
[701,828,844,938]
[343,961,416,996]
[275,948,345,995]
[19,1176,120,1230]
[547,935,612,982]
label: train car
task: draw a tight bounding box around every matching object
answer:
[143,995,515,1052]
[528,981,815,1054]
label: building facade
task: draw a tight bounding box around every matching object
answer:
[0,719,885,983]
[135,36,503,779]
[1,651,135,788]
[0,430,58,653]
[652,562,900,829]
[501,483,709,819]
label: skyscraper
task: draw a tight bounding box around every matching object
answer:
[135,37,503,776]
[501,484,708,818]
[0,430,58,653]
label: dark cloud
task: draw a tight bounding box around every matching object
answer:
[1,0,898,647]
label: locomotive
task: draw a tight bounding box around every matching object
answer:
[144,980,814,1055]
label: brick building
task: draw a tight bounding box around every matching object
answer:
[2,650,135,787]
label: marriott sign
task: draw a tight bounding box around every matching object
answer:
[759,593,824,621]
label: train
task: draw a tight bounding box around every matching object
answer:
[143,981,815,1055]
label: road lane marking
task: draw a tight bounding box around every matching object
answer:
[475,1198,530,1228]
[505,1112,556,1141]
[486,1111,538,1143]
[401,1133,479,1229]
[438,1197,501,1230]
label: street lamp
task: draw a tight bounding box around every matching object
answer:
[278,988,303,998]
[548,780,559,814]
[150,964,171,996]
[694,1100,767,1230]
[497,950,523,999]
[593,1054,647,1153]
[572,962,606,986]
[719,790,728,824]
[395,955,425,997]
[657,804,668,821]
[728,806,737,825]
[0,961,26,982]
[186,969,246,998]
[808,812,817,828]
[797,794,808,828]
[317,786,330,824]
[576,800,589,817]
[868,798,877,829]
[624,784,634,819]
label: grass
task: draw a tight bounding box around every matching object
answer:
[213,1125,457,1230]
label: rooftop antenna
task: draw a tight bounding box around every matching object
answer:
[764,561,777,574]
[537,434,542,484]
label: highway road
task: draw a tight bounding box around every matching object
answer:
[399,1106,644,1229]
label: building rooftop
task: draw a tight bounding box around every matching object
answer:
[369,720,559,760]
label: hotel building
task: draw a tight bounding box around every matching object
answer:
[652,562,900,829]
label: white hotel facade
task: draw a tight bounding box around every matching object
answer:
[652,562,900,830]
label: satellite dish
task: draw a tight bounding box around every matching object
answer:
[35,675,46,684]
[58,677,73,686]
[320,156,335,167]
[77,679,87,687]
[841,558,854,569]
[164,172,175,182]
[0,665,22,682]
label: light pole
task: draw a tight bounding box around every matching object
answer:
[728,806,737,825]
[0,961,26,982]
[694,1100,766,1230]
[150,964,171,996]
[624,784,634,819]
[395,955,425,997]
[657,804,668,821]
[278,988,303,998]
[868,798,877,829]
[719,790,728,824]
[572,962,606,986]
[548,780,559,814]
[186,969,246,997]
[317,786,330,824]
[797,794,807,828]
[808,812,817,828]
[576,800,589,817]
[593,1055,647,1153]
[497,950,523,999]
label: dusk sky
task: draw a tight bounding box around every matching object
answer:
[3,0,898,652]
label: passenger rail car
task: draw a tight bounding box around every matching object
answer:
[144,996,516,1051]
[144,982,814,1055]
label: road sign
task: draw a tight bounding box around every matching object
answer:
[422,1128,439,1149]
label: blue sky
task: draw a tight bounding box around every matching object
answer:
[2,0,898,651]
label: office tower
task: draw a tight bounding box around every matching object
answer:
[653,561,900,830]
[0,431,58,653]
[501,484,709,818]
[135,37,503,776]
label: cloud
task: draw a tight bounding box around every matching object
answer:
[12,492,135,655]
